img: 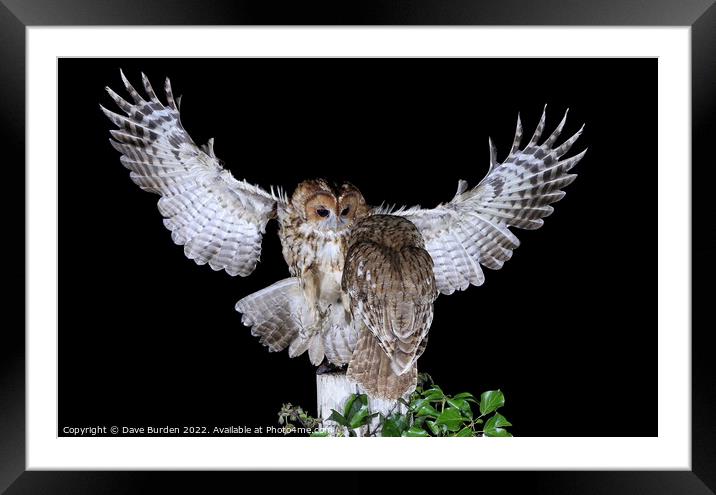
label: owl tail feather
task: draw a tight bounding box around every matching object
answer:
[346,327,417,401]
[235,277,321,361]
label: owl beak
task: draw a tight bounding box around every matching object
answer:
[325,215,349,230]
[326,216,340,230]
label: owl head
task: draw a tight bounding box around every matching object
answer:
[291,179,370,231]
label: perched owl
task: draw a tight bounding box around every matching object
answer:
[101,71,586,399]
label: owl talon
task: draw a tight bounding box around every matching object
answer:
[316,306,330,321]
[316,359,346,375]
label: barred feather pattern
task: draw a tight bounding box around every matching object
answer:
[235,277,359,365]
[321,306,361,366]
[343,215,438,398]
[234,278,311,352]
[101,71,285,277]
[346,327,419,400]
[386,106,587,295]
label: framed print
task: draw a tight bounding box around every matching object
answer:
[5,0,715,492]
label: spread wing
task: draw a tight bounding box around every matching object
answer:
[101,71,286,277]
[386,106,587,295]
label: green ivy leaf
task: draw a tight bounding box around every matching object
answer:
[410,398,432,413]
[349,406,378,429]
[410,398,425,410]
[328,410,350,427]
[446,398,473,419]
[381,416,407,437]
[483,428,512,437]
[453,392,479,403]
[395,415,409,431]
[455,427,474,437]
[483,413,513,437]
[349,408,368,429]
[310,430,329,437]
[422,387,445,400]
[486,413,512,429]
[480,390,505,416]
[416,404,441,418]
[402,426,430,437]
[436,407,464,432]
[343,395,358,420]
[344,394,369,422]
[422,389,445,402]
[425,420,440,436]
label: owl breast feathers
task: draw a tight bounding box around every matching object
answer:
[103,72,587,400]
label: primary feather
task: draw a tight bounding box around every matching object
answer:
[385,106,586,295]
[102,71,285,277]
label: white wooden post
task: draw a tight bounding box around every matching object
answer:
[316,371,408,436]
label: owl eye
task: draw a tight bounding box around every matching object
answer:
[341,206,351,216]
[316,208,330,218]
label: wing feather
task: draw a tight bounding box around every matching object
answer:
[389,107,586,294]
[102,71,287,277]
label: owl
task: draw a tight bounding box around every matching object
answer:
[101,71,586,399]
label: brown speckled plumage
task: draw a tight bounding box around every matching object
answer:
[343,215,437,398]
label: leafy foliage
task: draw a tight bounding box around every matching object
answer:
[278,373,513,437]
[325,392,380,436]
[380,373,512,437]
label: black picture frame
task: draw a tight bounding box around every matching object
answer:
[4,0,714,493]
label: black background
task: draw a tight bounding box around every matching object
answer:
[58,58,656,437]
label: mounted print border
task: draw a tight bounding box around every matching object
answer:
[4,0,715,493]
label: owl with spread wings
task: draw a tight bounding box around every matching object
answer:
[101,71,586,400]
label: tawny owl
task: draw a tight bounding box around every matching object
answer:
[101,71,587,399]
